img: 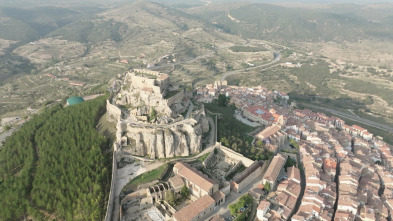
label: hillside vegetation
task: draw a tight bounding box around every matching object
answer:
[189,3,393,42]
[0,96,110,220]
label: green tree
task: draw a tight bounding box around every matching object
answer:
[150,108,157,121]
[165,190,176,206]
[181,185,189,199]
[217,94,228,107]
[229,194,253,216]
[0,96,110,220]
[289,139,299,149]
[284,156,297,171]
[229,203,239,216]
[264,181,271,192]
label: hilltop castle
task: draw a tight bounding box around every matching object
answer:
[107,69,210,159]
[115,69,188,124]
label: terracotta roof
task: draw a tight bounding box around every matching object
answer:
[212,191,225,202]
[174,162,217,192]
[258,200,271,211]
[173,194,215,221]
[263,154,286,183]
[323,158,337,170]
[287,166,301,183]
[245,106,275,122]
[256,125,281,140]
[352,125,367,132]
[286,181,301,197]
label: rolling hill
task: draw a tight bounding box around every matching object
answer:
[188,3,393,42]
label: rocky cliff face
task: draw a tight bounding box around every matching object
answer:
[122,119,204,158]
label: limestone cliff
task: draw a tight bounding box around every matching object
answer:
[122,118,204,159]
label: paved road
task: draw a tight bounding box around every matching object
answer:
[220,52,281,81]
[303,103,393,133]
[149,51,215,71]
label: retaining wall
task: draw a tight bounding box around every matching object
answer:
[104,145,117,221]
[106,100,122,122]
[217,144,254,167]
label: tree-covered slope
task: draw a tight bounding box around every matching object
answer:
[0,96,110,220]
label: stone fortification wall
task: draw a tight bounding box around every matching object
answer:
[106,100,122,122]
[128,74,162,94]
[133,69,170,90]
[129,69,170,94]
[217,144,254,167]
[104,144,118,221]
[166,91,184,107]
[220,183,231,196]
[202,148,216,167]
[232,161,263,193]
[133,69,162,76]
[225,161,244,178]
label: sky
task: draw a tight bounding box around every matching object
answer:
[216,0,393,3]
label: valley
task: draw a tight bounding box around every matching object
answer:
[1,0,393,221]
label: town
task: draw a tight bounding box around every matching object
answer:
[102,69,393,221]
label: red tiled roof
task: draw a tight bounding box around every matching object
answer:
[245,106,275,122]
[174,195,215,221]
[287,167,301,183]
[257,125,281,140]
[352,125,367,132]
[258,200,271,211]
[174,162,217,193]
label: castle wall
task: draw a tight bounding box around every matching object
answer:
[106,100,122,122]
[217,144,255,167]
[134,69,162,76]
[166,91,185,107]
[104,144,118,221]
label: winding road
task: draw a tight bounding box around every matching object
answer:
[220,52,281,81]
[303,103,393,133]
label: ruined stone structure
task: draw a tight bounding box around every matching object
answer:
[107,69,210,159]
[115,69,188,122]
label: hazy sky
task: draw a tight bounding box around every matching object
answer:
[216,0,393,3]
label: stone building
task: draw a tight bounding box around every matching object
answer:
[262,154,286,190]
[173,162,219,198]
[172,162,225,221]
[256,124,287,150]
[230,160,264,193]
[116,69,186,120]
[173,194,216,221]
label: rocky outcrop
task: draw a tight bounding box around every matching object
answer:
[122,117,206,159]
[108,68,211,158]
[201,117,209,133]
